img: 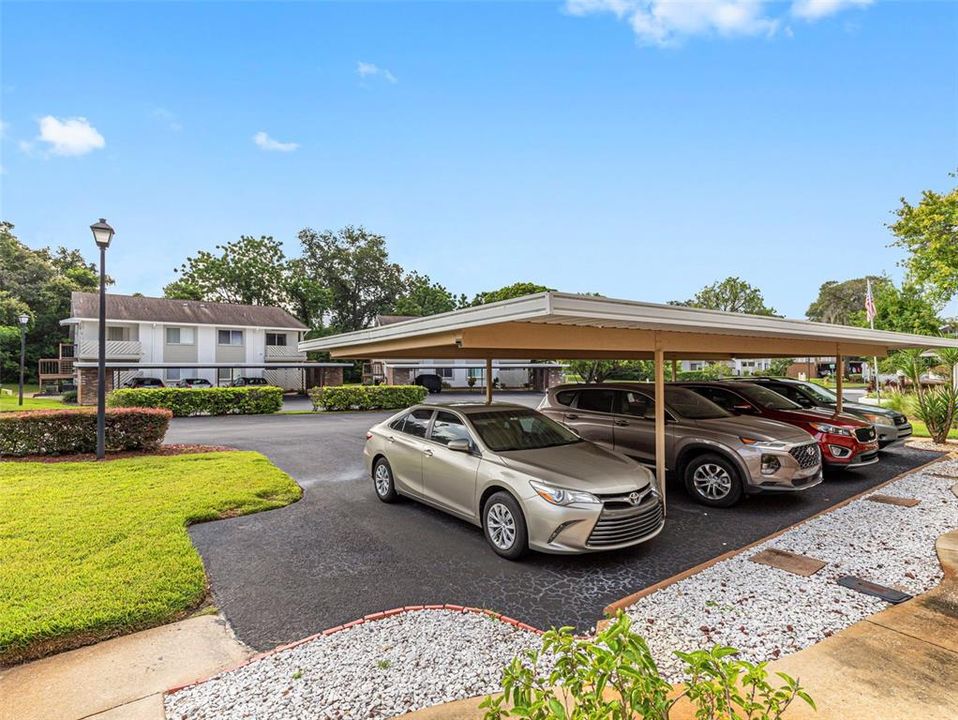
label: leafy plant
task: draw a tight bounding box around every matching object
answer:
[481,613,813,720]
[108,386,283,417]
[308,384,427,411]
[0,407,171,456]
[892,348,958,444]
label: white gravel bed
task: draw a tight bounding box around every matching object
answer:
[164,609,542,720]
[165,458,958,717]
[625,457,958,680]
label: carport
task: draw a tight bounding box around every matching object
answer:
[300,292,958,511]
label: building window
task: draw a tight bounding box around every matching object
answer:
[217,329,244,346]
[166,327,195,345]
[166,368,182,381]
[468,367,484,379]
[265,333,287,346]
[106,326,127,341]
[435,368,453,379]
[217,368,233,384]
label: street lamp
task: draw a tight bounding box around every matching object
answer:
[17,313,29,407]
[91,218,114,459]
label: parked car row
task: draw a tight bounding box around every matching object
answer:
[364,378,910,560]
[122,376,271,389]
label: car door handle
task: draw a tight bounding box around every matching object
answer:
[423,448,433,457]
[565,414,579,420]
[614,420,630,426]
[387,435,395,443]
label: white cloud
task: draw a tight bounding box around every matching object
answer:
[253,131,299,152]
[791,0,872,21]
[35,115,105,156]
[356,61,398,84]
[565,0,871,45]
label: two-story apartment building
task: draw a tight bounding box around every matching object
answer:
[45,292,344,403]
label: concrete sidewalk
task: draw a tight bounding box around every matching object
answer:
[403,526,958,720]
[0,615,251,720]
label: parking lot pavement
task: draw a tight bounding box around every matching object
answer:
[167,408,943,652]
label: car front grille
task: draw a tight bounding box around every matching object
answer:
[587,496,664,548]
[855,450,879,464]
[893,415,908,426]
[788,442,820,470]
[855,427,877,443]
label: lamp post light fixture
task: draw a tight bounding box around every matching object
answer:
[91,218,114,459]
[17,313,29,407]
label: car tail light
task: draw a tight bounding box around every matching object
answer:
[365,432,373,440]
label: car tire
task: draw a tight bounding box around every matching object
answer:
[372,458,399,503]
[683,453,744,508]
[482,492,528,560]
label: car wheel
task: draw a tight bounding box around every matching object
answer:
[482,492,528,560]
[684,453,744,508]
[372,458,399,503]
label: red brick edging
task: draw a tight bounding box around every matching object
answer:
[164,604,545,697]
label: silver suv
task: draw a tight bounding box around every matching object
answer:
[538,383,823,507]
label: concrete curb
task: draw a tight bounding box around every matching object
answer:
[602,451,956,616]
[164,604,545,698]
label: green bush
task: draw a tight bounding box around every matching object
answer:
[0,407,171,456]
[61,390,78,404]
[108,386,283,417]
[482,612,814,720]
[308,384,428,411]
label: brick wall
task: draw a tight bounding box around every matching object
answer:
[77,367,115,405]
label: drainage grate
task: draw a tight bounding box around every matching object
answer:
[836,576,913,604]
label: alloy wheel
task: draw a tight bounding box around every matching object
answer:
[692,463,732,500]
[374,463,391,497]
[486,502,516,550]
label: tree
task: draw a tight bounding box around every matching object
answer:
[392,272,465,317]
[566,360,656,383]
[889,178,958,303]
[470,282,553,306]
[671,277,777,316]
[297,226,404,332]
[0,221,105,383]
[164,235,289,307]
[847,281,943,336]
[806,276,888,325]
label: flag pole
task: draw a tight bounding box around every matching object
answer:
[867,279,881,405]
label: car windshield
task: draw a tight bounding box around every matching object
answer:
[469,408,582,452]
[797,381,837,403]
[737,384,802,410]
[665,387,730,419]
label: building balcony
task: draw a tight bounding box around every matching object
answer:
[266,345,307,361]
[77,340,143,360]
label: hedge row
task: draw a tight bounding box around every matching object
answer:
[308,384,428,411]
[108,386,284,417]
[0,408,172,456]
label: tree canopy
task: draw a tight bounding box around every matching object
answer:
[889,178,958,303]
[470,282,553,306]
[391,272,465,317]
[671,276,777,316]
[805,276,887,325]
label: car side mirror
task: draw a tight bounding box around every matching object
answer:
[732,403,755,414]
[447,439,472,453]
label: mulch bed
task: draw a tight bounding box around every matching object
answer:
[0,444,235,464]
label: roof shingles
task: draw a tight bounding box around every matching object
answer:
[69,292,307,330]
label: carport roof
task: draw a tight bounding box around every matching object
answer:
[299,291,958,360]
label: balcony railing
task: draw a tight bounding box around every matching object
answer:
[266,345,307,361]
[77,340,143,360]
[38,358,75,379]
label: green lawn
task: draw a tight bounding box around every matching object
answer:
[0,451,301,664]
[0,384,66,412]
[910,419,958,441]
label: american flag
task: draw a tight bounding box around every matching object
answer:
[865,279,876,323]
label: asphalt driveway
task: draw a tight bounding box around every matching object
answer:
[168,398,942,651]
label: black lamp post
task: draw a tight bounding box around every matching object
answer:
[91,218,115,459]
[17,313,29,407]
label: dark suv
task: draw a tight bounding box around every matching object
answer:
[413,373,443,394]
[538,383,822,507]
[230,377,269,387]
[736,377,912,448]
[123,377,165,389]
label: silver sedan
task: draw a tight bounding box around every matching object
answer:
[364,403,664,559]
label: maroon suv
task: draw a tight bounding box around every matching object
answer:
[679,381,879,468]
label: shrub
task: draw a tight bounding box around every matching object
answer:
[108,386,283,417]
[0,407,171,456]
[893,348,958,444]
[308,384,427,411]
[61,390,78,404]
[482,613,814,720]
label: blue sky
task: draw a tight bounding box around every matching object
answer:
[2,1,956,318]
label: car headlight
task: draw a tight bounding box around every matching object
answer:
[529,480,600,506]
[861,413,895,427]
[809,422,853,437]
[740,437,788,449]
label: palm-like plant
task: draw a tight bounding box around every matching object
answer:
[893,348,958,444]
